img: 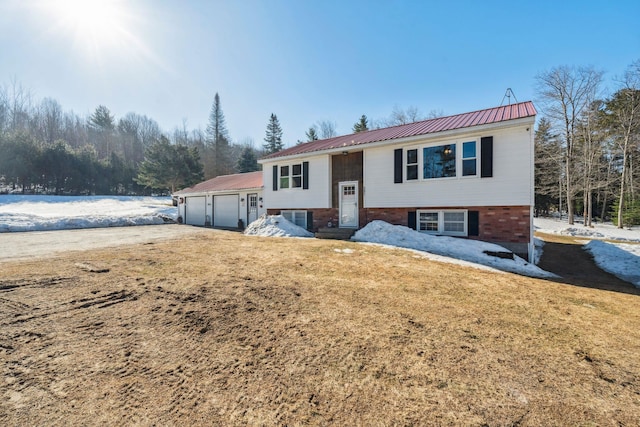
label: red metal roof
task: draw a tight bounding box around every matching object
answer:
[174,171,263,195]
[262,101,536,160]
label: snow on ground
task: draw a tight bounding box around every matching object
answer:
[3,196,636,285]
[244,214,314,238]
[353,220,555,278]
[535,217,640,288]
[534,217,640,242]
[583,241,640,288]
[0,195,177,232]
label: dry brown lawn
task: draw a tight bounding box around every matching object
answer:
[1,228,639,426]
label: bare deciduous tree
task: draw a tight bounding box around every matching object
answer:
[535,65,603,224]
[316,120,337,139]
[606,61,640,227]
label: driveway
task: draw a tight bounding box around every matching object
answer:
[0,225,209,263]
[536,233,640,295]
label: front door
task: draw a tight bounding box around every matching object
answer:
[339,181,358,228]
[247,193,258,224]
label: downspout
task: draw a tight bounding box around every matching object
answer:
[529,123,535,264]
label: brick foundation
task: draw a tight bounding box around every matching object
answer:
[269,206,532,259]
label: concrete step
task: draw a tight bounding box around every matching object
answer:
[315,227,356,240]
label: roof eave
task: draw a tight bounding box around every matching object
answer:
[173,186,264,197]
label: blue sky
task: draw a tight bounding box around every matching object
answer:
[1,0,638,148]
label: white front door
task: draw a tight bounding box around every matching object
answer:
[339,181,358,228]
[247,193,258,224]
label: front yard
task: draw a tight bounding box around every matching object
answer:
[1,229,639,425]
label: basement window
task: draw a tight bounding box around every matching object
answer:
[281,210,307,229]
[418,210,467,236]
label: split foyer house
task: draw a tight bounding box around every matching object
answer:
[174,101,536,262]
[258,101,536,261]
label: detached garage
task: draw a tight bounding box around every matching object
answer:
[173,171,264,229]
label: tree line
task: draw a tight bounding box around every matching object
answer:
[0,78,435,196]
[535,59,640,227]
[6,62,636,228]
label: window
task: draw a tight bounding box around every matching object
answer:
[419,211,439,231]
[279,166,289,188]
[443,211,465,233]
[417,210,467,236]
[462,141,477,176]
[292,164,302,188]
[423,144,456,179]
[406,149,418,180]
[281,210,307,229]
[279,164,303,189]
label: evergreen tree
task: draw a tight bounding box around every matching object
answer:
[353,114,369,133]
[88,105,116,159]
[236,145,259,173]
[534,118,562,216]
[305,126,319,142]
[205,93,232,178]
[263,113,284,154]
[136,136,204,193]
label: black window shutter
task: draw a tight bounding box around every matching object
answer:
[302,161,309,189]
[468,211,479,236]
[408,211,417,230]
[481,137,493,178]
[394,148,403,183]
[272,165,278,191]
[306,211,313,231]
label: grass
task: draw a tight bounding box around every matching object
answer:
[1,228,639,426]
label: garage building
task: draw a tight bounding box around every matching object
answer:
[174,171,264,229]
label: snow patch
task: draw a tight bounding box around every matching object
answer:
[244,214,313,238]
[534,217,640,242]
[0,195,176,232]
[334,248,354,254]
[583,241,640,288]
[352,220,555,278]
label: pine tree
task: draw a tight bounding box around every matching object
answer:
[353,114,369,133]
[88,105,116,159]
[136,136,203,193]
[263,113,284,154]
[205,93,232,178]
[236,145,259,173]
[534,117,562,216]
[305,126,318,142]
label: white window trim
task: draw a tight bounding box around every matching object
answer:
[405,148,419,181]
[417,209,468,237]
[281,210,307,229]
[279,163,303,190]
[461,140,478,178]
[403,139,480,182]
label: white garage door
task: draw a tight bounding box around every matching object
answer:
[185,196,207,226]
[214,195,239,228]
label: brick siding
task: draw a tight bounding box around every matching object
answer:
[269,206,530,246]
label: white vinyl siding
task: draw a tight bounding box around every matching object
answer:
[364,125,533,208]
[263,155,331,209]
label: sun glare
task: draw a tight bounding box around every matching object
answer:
[44,0,132,56]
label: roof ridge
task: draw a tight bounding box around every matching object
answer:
[261,101,535,160]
